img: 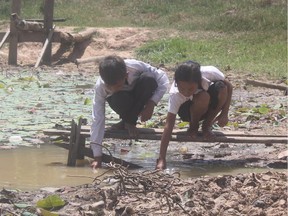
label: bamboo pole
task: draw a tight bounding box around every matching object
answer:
[35,25,55,68]
[245,79,287,91]
[75,56,104,65]
[0,31,10,49]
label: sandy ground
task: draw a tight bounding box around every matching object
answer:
[0,26,287,215]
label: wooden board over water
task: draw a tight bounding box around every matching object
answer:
[43,119,287,169]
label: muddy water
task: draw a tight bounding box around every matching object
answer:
[0,143,274,191]
[0,145,95,191]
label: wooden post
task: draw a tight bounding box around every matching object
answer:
[67,120,77,166]
[76,118,86,160]
[8,0,21,65]
[67,118,86,166]
[43,0,54,65]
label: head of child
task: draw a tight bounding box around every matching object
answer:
[99,55,128,93]
[174,61,202,97]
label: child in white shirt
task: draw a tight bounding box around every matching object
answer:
[90,55,170,169]
[156,60,233,170]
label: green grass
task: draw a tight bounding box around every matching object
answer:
[0,0,286,78]
[136,32,286,78]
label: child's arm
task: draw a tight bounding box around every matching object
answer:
[215,79,233,126]
[156,112,176,170]
[90,80,107,169]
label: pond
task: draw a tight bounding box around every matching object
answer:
[0,67,285,191]
[0,143,273,191]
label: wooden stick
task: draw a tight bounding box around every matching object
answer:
[43,128,287,144]
[74,56,104,65]
[0,31,10,49]
[35,24,55,68]
[47,126,287,138]
[245,79,287,91]
[25,18,66,22]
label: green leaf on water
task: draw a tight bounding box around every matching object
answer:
[36,195,65,210]
[177,121,189,128]
[0,81,5,88]
[14,203,31,209]
[253,104,270,115]
[22,212,38,216]
[40,208,59,216]
[43,83,51,88]
[84,98,92,105]
[18,76,37,82]
[139,151,155,158]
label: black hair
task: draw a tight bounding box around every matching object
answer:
[174,60,202,88]
[99,55,127,85]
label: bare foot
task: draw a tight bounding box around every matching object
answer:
[109,120,125,130]
[187,127,198,139]
[156,158,166,170]
[91,157,102,169]
[202,128,216,140]
[125,122,138,139]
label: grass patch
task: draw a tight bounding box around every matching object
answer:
[0,0,286,79]
[136,32,287,78]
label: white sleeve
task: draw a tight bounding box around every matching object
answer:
[168,93,188,115]
[125,59,170,104]
[90,78,106,157]
[201,66,225,81]
[150,68,170,104]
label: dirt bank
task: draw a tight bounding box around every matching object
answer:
[0,168,287,215]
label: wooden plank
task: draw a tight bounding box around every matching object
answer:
[35,25,55,68]
[0,31,62,43]
[43,128,288,144]
[105,128,288,138]
[43,127,287,138]
[0,31,10,49]
[25,18,66,22]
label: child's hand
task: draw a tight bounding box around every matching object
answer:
[156,158,166,170]
[140,100,155,122]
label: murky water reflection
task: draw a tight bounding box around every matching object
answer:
[0,145,96,191]
[0,143,278,191]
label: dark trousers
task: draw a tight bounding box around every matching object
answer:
[107,76,158,125]
[178,80,226,122]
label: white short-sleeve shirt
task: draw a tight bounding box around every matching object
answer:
[168,66,225,115]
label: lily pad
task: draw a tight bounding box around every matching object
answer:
[36,195,66,210]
